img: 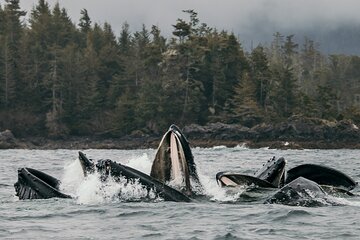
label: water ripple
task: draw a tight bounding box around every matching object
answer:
[273,209,312,221]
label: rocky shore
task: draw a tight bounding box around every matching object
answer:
[1,117,360,150]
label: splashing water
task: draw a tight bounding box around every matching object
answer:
[76,172,105,204]
[57,149,359,207]
[126,153,153,174]
[61,157,84,195]
[198,172,244,202]
[75,173,158,204]
[60,154,160,204]
[58,151,266,204]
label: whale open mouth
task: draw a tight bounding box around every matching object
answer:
[216,157,287,188]
[13,125,201,202]
[150,124,200,195]
[14,168,71,200]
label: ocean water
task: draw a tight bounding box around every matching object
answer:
[1,147,360,239]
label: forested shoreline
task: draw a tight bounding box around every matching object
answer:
[1,0,360,140]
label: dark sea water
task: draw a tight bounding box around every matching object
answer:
[1,147,360,239]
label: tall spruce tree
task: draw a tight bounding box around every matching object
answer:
[231,72,263,126]
[1,0,26,108]
[250,45,271,110]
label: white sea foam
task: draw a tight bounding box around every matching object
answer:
[61,154,158,204]
[126,153,152,175]
[234,143,249,149]
[75,172,157,204]
[61,157,85,194]
[76,172,105,204]
[197,167,244,202]
[212,145,227,150]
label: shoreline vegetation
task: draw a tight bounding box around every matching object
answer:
[2,117,360,150]
[2,1,360,145]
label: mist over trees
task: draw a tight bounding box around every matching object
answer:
[1,0,360,138]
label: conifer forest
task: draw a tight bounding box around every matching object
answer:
[1,0,360,138]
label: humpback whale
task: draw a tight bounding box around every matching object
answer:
[13,124,357,206]
[216,157,287,188]
[78,124,201,199]
[286,164,357,191]
[150,124,202,195]
[265,177,329,206]
[14,168,71,200]
[14,152,190,202]
[78,152,191,202]
[14,125,195,202]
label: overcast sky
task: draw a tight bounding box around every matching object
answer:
[6,0,360,49]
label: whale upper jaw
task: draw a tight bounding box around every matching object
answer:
[78,151,95,176]
[255,157,287,188]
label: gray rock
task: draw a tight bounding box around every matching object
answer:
[0,129,17,148]
[182,117,360,144]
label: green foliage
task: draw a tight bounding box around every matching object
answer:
[230,72,263,126]
[315,85,338,119]
[78,9,91,33]
[269,64,300,119]
[1,2,360,137]
[250,45,271,109]
[0,0,26,108]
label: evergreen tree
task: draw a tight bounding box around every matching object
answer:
[283,35,298,67]
[231,72,263,126]
[98,22,121,108]
[270,65,300,118]
[269,32,284,65]
[119,22,131,54]
[69,29,102,134]
[172,19,191,43]
[250,45,271,110]
[328,54,350,114]
[202,31,248,121]
[0,0,26,108]
[78,8,91,33]
[316,85,338,119]
[24,0,52,113]
[0,2,360,137]
[130,24,150,87]
[112,88,137,135]
[300,37,325,95]
[133,25,168,132]
[59,43,82,133]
